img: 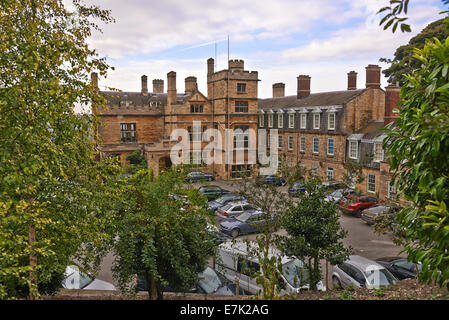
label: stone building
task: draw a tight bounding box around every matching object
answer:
[257,65,400,201]
[95,58,259,178]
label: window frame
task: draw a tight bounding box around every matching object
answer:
[367,173,376,193]
[288,135,294,151]
[299,136,306,152]
[300,113,307,129]
[278,113,284,128]
[120,123,137,143]
[235,101,249,113]
[349,140,358,159]
[313,113,320,130]
[288,113,295,128]
[328,112,336,130]
[327,138,335,156]
[237,83,246,93]
[313,137,319,154]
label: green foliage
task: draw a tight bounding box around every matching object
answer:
[381,19,449,85]
[384,34,449,289]
[125,150,147,174]
[0,0,116,299]
[279,174,352,290]
[111,167,217,299]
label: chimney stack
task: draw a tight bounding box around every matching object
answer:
[153,79,164,93]
[365,64,381,89]
[384,84,401,125]
[207,58,215,75]
[347,71,357,90]
[141,75,148,96]
[297,75,311,99]
[185,76,198,95]
[91,72,98,89]
[167,71,177,106]
[272,83,285,98]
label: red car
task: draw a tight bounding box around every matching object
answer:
[339,195,378,217]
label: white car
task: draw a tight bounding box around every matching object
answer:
[332,255,397,290]
[61,265,116,290]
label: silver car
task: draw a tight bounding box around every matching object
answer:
[332,255,397,289]
[62,265,116,290]
[215,202,261,219]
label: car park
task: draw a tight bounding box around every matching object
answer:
[361,205,388,225]
[136,266,245,295]
[208,194,247,212]
[375,257,422,280]
[339,195,378,217]
[62,265,116,290]
[219,210,272,238]
[215,202,260,219]
[256,175,286,186]
[198,185,231,201]
[215,241,326,295]
[185,171,214,183]
[332,255,397,289]
[288,182,306,196]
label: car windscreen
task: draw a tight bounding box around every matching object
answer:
[215,196,230,204]
[365,268,396,286]
[197,267,222,294]
[282,258,309,288]
[220,204,233,211]
[235,211,252,222]
[62,267,94,289]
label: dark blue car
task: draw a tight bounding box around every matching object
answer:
[288,182,306,196]
[208,194,247,212]
[256,175,286,186]
[185,171,214,183]
[219,210,271,238]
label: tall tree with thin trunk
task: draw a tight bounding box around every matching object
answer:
[0,0,117,299]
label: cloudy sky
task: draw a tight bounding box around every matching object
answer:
[82,0,445,98]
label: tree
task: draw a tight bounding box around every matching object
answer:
[232,169,290,299]
[279,173,352,291]
[111,167,217,300]
[383,36,449,289]
[0,0,116,299]
[377,0,449,33]
[125,150,147,174]
[380,19,449,85]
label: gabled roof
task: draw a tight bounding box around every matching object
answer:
[355,121,386,141]
[258,89,366,110]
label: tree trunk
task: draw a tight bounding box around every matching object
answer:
[29,222,38,300]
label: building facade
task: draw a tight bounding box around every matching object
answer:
[257,65,400,201]
[95,58,259,179]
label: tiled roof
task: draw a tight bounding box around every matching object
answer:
[356,121,386,140]
[258,89,366,110]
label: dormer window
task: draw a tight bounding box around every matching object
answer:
[328,112,336,130]
[300,113,307,129]
[259,113,264,127]
[313,113,320,129]
[278,112,284,128]
[268,113,273,128]
[288,112,295,128]
[374,142,384,162]
[349,140,358,159]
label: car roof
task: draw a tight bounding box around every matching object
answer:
[364,205,387,212]
[219,240,294,264]
[228,201,249,206]
[375,256,405,263]
[345,255,385,270]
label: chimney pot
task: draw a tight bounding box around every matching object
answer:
[185,76,198,95]
[272,83,285,98]
[207,58,215,75]
[297,75,311,99]
[366,64,381,89]
[152,79,164,93]
[141,75,148,96]
[167,71,177,105]
[347,71,357,90]
[384,84,401,125]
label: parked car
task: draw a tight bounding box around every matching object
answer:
[216,202,260,219]
[324,188,358,204]
[332,255,397,289]
[321,181,347,191]
[256,175,286,186]
[215,240,326,295]
[185,171,214,183]
[136,266,245,295]
[61,265,116,290]
[219,210,272,238]
[198,185,231,201]
[208,194,247,212]
[361,205,388,225]
[288,182,306,196]
[339,195,378,217]
[375,257,422,280]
